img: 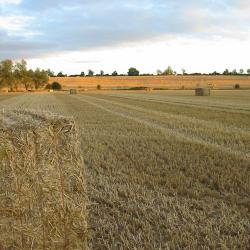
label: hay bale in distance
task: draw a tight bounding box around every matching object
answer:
[0,109,87,249]
[195,88,211,96]
[145,87,153,92]
[70,89,77,94]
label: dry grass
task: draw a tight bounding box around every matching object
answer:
[49,75,250,90]
[0,109,87,249]
[0,91,249,249]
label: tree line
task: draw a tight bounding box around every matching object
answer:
[0,59,49,91]
[52,66,250,77]
[1,59,250,91]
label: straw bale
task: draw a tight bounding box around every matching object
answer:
[70,89,77,94]
[0,109,87,249]
[195,88,211,96]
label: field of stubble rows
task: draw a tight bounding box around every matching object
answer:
[0,90,249,249]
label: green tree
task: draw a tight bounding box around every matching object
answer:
[88,69,94,76]
[100,70,104,76]
[210,71,220,75]
[163,66,174,75]
[112,71,118,76]
[247,69,250,75]
[46,69,55,77]
[156,69,162,75]
[27,69,34,89]
[80,71,85,77]
[128,67,139,76]
[32,68,49,89]
[232,69,238,75]
[0,59,15,90]
[51,81,62,90]
[57,71,66,77]
[223,69,230,75]
[15,59,32,90]
[239,69,244,74]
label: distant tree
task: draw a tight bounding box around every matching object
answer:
[46,69,55,77]
[140,73,154,76]
[156,70,162,75]
[12,70,19,90]
[27,69,34,88]
[181,68,186,75]
[223,69,230,75]
[32,68,49,89]
[128,67,139,76]
[51,81,62,90]
[112,71,118,76]
[163,66,174,75]
[210,71,220,75]
[232,69,238,75]
[247,69,250,75]
[88,69,94,76]
[15,59,32,90]
[0,59,15,90]
[57,71,66,77]
[100,70,104,76]
[80,71,85,77]
[239,69,244,74]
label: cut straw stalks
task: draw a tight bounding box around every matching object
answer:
[0,109,87,249]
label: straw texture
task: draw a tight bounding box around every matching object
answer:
[0,109,87,249]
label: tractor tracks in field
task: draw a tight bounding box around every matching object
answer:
[88,94,250,135]
[106,93,250,115]
[70,94,250,161]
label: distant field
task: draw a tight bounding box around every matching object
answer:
[0,90,249,249]
[49,75,250,90]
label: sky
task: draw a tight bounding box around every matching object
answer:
[0,0,250,74]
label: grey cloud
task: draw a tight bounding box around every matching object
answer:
[0,0,249,60]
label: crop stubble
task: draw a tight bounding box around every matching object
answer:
[0,90,249,249]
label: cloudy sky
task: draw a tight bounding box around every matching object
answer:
[0,0,250,74]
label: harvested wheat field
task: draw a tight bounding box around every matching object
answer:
[0,90,249,249]
[49,75,250,90]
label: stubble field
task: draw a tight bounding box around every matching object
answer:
[0,90,249,249]
[50,75,250,90]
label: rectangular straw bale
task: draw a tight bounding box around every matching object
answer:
[70,89,77,94]
[195,88,211,96]
[0,109,87,249]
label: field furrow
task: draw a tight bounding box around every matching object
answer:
[72,94,250,157]
[106,91,250,114]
